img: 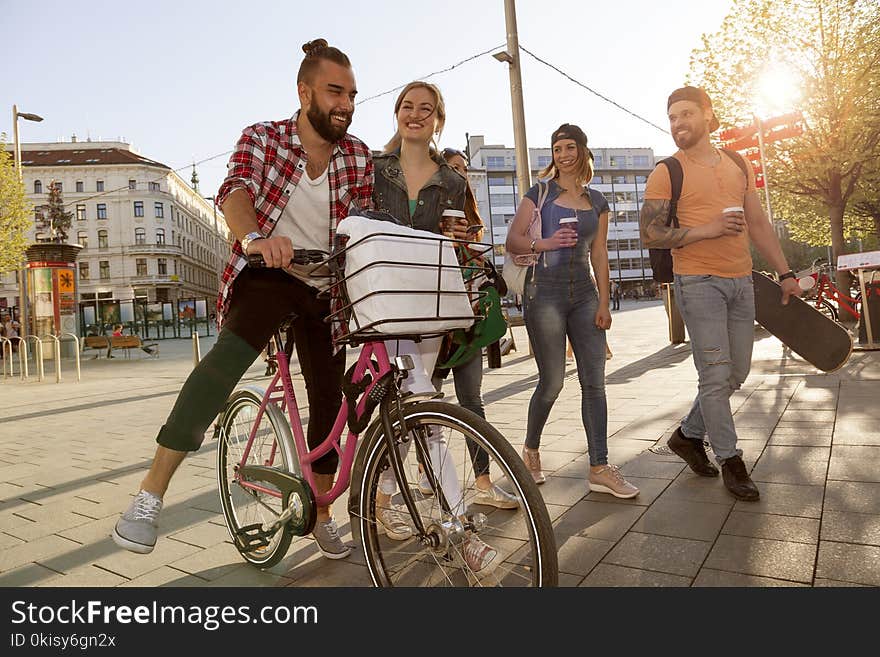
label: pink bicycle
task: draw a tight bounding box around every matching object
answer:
[214,244,557,587]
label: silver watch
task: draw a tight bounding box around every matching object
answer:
[241,231,263,253]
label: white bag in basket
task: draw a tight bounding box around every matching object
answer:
[336,216,475,335]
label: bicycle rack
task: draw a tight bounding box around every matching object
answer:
[24,335,45,382]
[1,337,11,378]
[40,334,61,383]
[58,333,81,382]
[10,337,29,380]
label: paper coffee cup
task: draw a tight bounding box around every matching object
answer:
[559,217,579,226]
[442,209,466,219]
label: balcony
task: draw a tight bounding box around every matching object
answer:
[129,274,183,286]
[128,243,182,256]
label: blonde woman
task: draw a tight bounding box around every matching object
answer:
[371,81,502,575]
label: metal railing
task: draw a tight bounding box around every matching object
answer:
[58,333,81,382]
[25,335,44,381]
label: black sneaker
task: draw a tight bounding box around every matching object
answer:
[721,456,760,501]
[667,427,719,477]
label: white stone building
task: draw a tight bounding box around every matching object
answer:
[0,139,230,313]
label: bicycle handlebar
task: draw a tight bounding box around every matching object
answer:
[247,249,329,268]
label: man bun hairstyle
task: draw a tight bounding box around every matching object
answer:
[297,38,351,84]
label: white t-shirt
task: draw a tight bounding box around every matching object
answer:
[272,165,332,289]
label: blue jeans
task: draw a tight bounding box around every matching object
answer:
[523,280,608,466]
[674,274,754,463]
[433,351,489,477]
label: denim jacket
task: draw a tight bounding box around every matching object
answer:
[372,151,467,233]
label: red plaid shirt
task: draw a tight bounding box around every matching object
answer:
[215,112,373,343]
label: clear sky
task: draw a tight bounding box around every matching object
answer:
[2,0,735,196]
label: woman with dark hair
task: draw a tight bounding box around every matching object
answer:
[506,124,638,498]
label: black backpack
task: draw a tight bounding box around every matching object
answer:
[648,149,751,283]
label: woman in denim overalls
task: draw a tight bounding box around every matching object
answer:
[506,124,639,499]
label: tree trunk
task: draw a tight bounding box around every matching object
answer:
[873,213,880,242]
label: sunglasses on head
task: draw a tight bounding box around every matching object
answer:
[442,147,468,162]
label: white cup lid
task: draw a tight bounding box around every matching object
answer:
[442,209,466,218]
[723,206,744,213]
[559,217,579,224]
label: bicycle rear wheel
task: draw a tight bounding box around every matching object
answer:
[216,388,297,568]
[356,401,557,587]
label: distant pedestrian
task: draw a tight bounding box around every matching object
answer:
[641,85,801,501]
[612,281,621,310]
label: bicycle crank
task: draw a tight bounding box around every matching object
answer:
[237,465,317,540]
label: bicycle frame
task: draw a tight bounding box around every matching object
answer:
[234,338,394,509]
[815,272,860,320]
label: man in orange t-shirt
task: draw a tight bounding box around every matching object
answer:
[641,86,801,502]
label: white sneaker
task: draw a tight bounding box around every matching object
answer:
[375,505,414,541]
[473,483,519,509]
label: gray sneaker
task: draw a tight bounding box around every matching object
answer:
[313,518,353,560]
[113,490,163,554]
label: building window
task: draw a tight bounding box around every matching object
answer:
[77,231,88,249]
[154,202,164,218]
[76,181,84,192]
[633,155,651,167]
[97,203,107,219]
[134,201,144,217]
[537,156,552,168]
[79,262,89,280]
[156,228,165,245]
[136,258,147,276]
[54,182,63,192]
[594,155,603,167]
[613,175,627,184]
[488,177,507,186]
[157,258,167,275]
[98,230,109,249]
[135,227,146,245]
[486,156,506,169]
[128,179,136,190]
[491,194,515,207]
[96,180,104,192]
[34,180,42,194]
[609,156,621,168]
[149,181,160,192]
[99,261,110,279]
[76,204,86,221]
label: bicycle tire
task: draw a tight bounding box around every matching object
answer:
[216,388,297,568]
[356,401,557,587]
[818,299,839,322]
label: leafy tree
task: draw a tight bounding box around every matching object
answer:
[689,0,880,291]
[0,140,31,273]
[45,180,72,242]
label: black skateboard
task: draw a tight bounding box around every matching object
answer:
[752,270,852,372]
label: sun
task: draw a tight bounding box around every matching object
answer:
[755,63,802,117]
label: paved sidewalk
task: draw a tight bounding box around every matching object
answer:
[1,301,879,587]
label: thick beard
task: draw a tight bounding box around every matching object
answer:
[672,124,706,150]
[307,103,350,142]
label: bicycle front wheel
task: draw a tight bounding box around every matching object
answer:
[357,401,557,587]
[216,388,297,568]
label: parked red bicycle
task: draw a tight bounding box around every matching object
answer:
[796,259,873,323]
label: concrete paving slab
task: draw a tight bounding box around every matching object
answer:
[580,563,690,587]
[631,498,732,542]
[816,541,880,586]
[721,511,819,544]
[703,534,816,583]
[820,510,880,546]
[603,532,711,578]
[692,569,806,587]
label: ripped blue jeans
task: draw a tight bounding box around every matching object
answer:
[674,274,754,463]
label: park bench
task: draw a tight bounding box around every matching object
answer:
[81,335,159,359]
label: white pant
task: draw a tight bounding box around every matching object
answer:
[379,338,465,516]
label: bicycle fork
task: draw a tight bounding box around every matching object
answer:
[377,389,487,552]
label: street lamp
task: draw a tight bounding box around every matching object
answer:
[12,104,44,181]
[12,104,44,337]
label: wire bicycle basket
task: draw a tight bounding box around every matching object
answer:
[314,216,494,346]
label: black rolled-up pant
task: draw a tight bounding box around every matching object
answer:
[156,268,346,474]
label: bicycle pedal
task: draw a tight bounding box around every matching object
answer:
[233,523,274,553]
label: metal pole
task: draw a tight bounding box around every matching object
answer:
[755,115,774,223]
[503,0,531,200]
[12,106,31,338]
[192,331,201,367]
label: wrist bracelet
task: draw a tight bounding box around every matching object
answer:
[530,239,538,253]
[779,270,796,282]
